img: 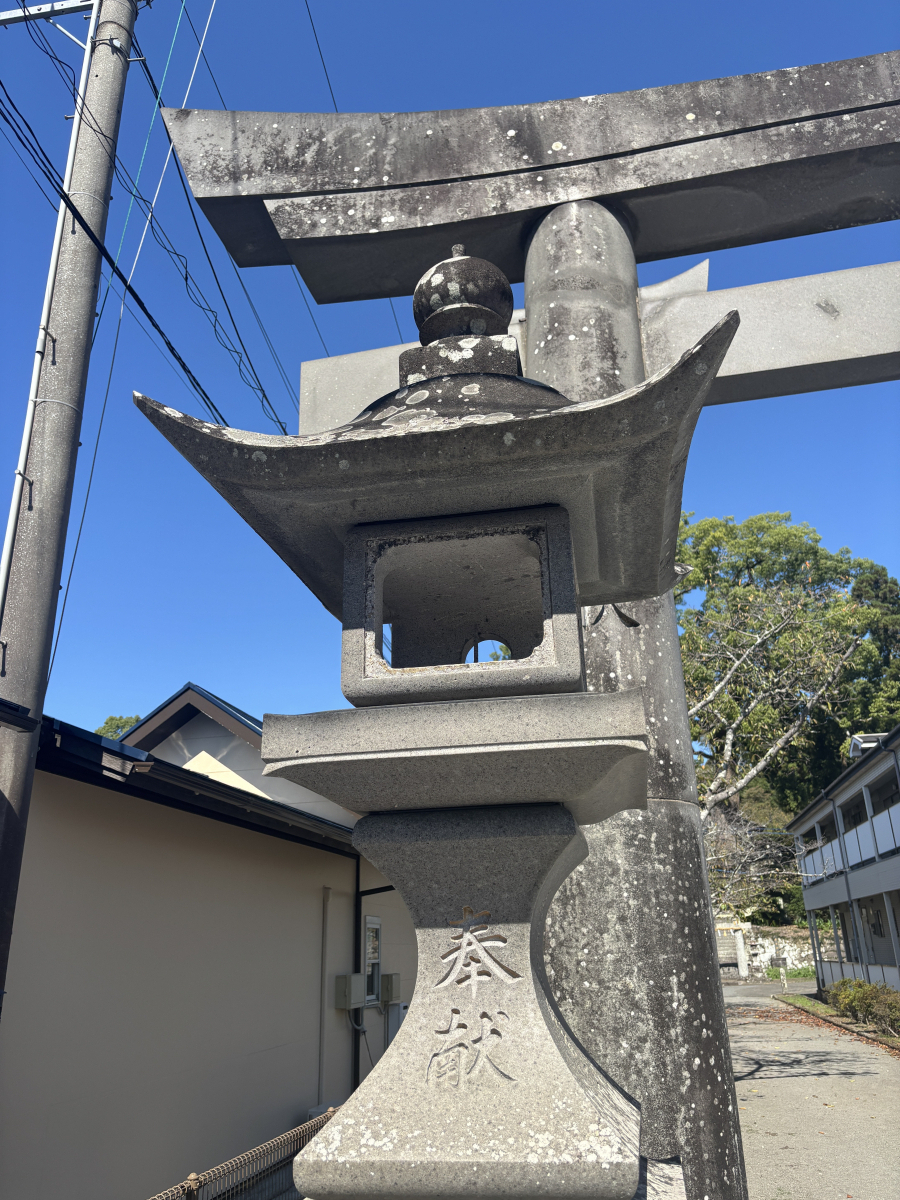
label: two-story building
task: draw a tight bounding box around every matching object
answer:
[786,724,900,992]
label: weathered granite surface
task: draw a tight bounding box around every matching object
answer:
[161,53,900,300]
[545,596,746,1200]
[546,800,746,1200]
[633,1158,687,1199]
[262,690,648,827]
[639,259,900,406]
[133,308,736,616]
[525,200,644,401]
[399,333,521,387]
[340,507,583,706]
[523,194,747,1200]
[413,249,513,344]
[294,805,641,1200]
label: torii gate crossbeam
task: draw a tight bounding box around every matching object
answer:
[163,51,899,302]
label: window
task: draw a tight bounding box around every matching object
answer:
[840,794,866,831]
[870,771,899,816]
[819,816,837,843]
[364,916,381,1006]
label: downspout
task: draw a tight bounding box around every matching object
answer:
[829,904,844,981]
[317,886,331,1107]
[806,909,823,995]
[352,858,361,1091]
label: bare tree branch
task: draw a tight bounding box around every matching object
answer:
[687,614,795,719]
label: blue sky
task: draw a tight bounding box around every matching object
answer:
[1,0,897,730]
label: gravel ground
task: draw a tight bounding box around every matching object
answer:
[725,995,900,1200]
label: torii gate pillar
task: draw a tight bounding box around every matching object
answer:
[525,198,745,1197]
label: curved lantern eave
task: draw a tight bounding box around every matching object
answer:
[135,310,738,618]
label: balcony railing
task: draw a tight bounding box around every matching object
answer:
[842,820,876,867]
[800,837,844,882]
[801,804,900,885]
[873,805,900,855]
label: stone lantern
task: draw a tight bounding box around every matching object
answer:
[136,246,736,1200]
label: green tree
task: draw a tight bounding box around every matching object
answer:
[95,715,140,741]
[677,512,900,818]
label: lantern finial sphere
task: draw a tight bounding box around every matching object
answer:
[412,249,514,345]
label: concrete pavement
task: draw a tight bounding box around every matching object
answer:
[721,980,812,1007]
[723,992,900,1200]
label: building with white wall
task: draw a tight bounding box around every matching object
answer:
[0,684,416,1200]
[787,724,900,991]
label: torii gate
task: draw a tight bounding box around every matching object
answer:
[163,50,899,1200]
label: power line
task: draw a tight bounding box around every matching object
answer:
[388,298,405,343]
[228,259,298,410]
[0,123,58,209]
[181,1,227,108]
[48,293,124,682]
[106,265,206,399]
[9,4,268,429]
[302,0,338,113]
[292,268,330,356]
[15,0,79,100]
[0,89,227,424]
[131,35,289,431]
[296,3,406,349]
[168,144,290,429]
[172,0,337,368]
[0,75,64,182]
[16,15,289,433]
[48,4,213,675]
[171,8,312,404]
[93,0,190,343]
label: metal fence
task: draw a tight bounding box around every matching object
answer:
[145,1108,337,1200]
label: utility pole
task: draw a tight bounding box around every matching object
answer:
[0,0,138,1016]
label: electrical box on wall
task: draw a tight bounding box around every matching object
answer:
[335,973,365,1009]
[380,973,402,1005]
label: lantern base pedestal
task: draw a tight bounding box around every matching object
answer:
[295,804,641,1200]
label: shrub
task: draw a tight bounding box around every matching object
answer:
[824,977,855,1011]
[871,991,900,1038]
[825,977,900,1032]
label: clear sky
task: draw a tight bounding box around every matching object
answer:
[1,0,897,731]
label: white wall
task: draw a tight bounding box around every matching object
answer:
[0,771,362,1200]
[152,712,356,829]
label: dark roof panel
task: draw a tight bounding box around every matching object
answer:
[121,682,263,752]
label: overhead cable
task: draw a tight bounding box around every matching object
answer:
[292,268,331,356]
[132,26,289,430]
[298,0,405,348]
[0,89,227,423]
[181,1,227,107]
[178,3,330,379]
[302,0,338,114]
[0,123,58,208]
[13,2,273,428]
[93,0,190,342]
